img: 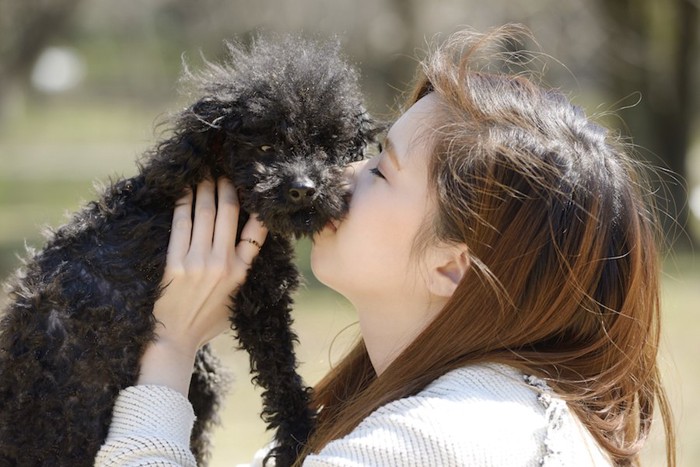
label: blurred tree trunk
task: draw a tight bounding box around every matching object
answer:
[595,0,699,250]
[0,0,83,120]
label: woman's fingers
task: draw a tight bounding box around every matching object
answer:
[166,187,194,266]
[165,177,266,286]
[189,178,217,256]
[236,215,268,267]
[213,178,240,255]
[156,177,269,352]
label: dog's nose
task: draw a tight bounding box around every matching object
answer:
[287,178,316,204]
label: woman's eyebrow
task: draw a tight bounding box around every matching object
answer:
[384,137,401,171]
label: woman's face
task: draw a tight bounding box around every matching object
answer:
[311,94,438,308]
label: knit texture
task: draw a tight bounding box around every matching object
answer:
[95,385,196,466]
[251,364,610,467]
[97,364,611,466]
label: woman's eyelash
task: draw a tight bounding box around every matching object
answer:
[369,167,386,179]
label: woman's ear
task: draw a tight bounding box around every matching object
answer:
[427,244,470,298]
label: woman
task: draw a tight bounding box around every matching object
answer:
[96,25,675,466]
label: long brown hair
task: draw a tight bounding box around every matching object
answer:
[300,25,675,466]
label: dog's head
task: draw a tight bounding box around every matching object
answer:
[180,35,381,237]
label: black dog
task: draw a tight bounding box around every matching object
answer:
[0,35,378,466]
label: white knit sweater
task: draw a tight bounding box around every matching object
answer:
[95,363,611,466]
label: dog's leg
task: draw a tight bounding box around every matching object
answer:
[187,344,228,466]
[231,234,315,467]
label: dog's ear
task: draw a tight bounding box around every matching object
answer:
[141,97,242,192]
[189,97,247,177]
[190,97,242,132]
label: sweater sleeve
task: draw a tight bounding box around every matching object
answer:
[95,385,197,467]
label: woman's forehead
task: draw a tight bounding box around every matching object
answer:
[387,94,439,168]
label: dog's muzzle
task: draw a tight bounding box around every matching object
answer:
[285,176,317,206]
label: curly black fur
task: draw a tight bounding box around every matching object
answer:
[0,35,379,467]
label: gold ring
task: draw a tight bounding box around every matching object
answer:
[240,237,263,250]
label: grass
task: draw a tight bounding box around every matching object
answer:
[0,100,696,465]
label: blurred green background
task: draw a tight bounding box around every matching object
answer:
[0,0,698,465]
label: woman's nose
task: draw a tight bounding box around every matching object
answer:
[344,159,366,189]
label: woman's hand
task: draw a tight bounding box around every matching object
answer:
[138,177,268,395]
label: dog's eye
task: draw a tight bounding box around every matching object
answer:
[259,145,273,153]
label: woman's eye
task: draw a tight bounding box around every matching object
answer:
[259,145,273,153]
[369,167,386,180]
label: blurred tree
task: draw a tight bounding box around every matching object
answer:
[0,0,83,118]
[594,0,699,249]
[1,0,695,247]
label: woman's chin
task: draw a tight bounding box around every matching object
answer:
[309,257,328,288]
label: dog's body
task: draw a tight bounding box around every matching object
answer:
[0,36,377,466]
